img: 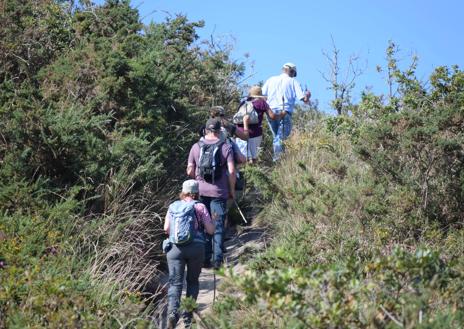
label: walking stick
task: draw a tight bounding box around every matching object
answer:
[212,233,216,304]
[233,199,248,224]
[281,96,286,153]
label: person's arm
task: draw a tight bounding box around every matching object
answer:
[196,204,215,235]
[227,160,236,199]
[187,145,196,177]
[203,218,215,235]
[234,115,250,140]
[302,90,311,104]
[243,115,249,137]
[266,106,280,120]
[187,164,195,178]
[295,80,310,104]
[163,211,170,234]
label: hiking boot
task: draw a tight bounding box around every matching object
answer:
[167,313,177,329]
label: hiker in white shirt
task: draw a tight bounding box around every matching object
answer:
[262,62,311,161]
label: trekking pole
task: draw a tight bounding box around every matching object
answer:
[246,140,249,163]
[212,234,216,304]
[281,96,286,154]
[233,199,248,224]
[245,108,250,163]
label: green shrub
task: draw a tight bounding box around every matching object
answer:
[0,0,246,326]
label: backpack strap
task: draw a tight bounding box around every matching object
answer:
[214,139,225,167]
[185,200,202,231]
[197,138,205,165]
[197,137,205,148]
[246,100,253,114]
[191,200,200,225]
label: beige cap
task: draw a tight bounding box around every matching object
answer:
[182,179,199,194]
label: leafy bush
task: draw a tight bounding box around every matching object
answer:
[356,66,464,226]
[0,0,245,327]
[209,248,462,329]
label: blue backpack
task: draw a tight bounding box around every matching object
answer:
[168,200,199,245]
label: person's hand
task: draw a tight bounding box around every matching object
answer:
[229,190,235,200]
[304,90,311,104]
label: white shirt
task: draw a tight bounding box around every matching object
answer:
[262,73,305,113]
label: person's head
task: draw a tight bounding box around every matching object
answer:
[180,179,199,200]
[204,118,221,136]
[248,85,266,100]
[282,62,297,77]
[209,106,225,118]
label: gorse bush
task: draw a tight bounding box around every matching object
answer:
[214,249,463,329]
[0,0,245,327]
[356,67,464,227]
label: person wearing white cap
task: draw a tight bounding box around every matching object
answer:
[262,62,311,161]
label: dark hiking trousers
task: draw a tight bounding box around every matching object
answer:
[166,241,205,321]
[200,196,226,266]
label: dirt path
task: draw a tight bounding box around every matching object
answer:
[196,226,267,314]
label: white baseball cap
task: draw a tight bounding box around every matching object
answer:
[282,62,297,71]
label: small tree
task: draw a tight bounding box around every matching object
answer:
[321,36,364,115]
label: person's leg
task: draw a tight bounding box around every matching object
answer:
[210,198,227,268]
[199,196,213,267]
[282,112,293,140]
[249,135,262,162]
[166,245,185,326]
[235,137,248,160]
[267,117,283,161]
[266,115,279,138]
[184,242,205,299]
[182,242,205,327]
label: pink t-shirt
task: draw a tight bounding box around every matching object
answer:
[188,137,234,199]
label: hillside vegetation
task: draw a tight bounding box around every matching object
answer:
[1,1,463,329]
[206,65,464,328]
[0,1,244,327]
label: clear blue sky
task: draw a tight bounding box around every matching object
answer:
[98,0,464,113]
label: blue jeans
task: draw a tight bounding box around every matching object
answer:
[166,242,205,321]
[200,196,226,265]
[267,112,292,161]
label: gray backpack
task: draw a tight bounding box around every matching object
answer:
[233,101,259,124]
